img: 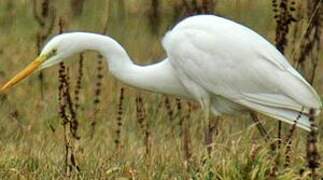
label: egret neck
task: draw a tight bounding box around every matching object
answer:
[69,32,189,97]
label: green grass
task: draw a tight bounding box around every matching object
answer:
[0,0,322,179]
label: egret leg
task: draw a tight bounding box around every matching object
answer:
[205,116,219,157]
[250,112,270,142]
[202,106,214,157]
[204,109,210,146]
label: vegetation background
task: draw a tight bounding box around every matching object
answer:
[0,0,322,179]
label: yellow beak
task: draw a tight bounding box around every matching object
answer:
[0,55,47,92]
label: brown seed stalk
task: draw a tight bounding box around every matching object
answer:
[306,108,320,179]
[135,96,151,156]
[164,96,174,121]
[149,0,161,35]
[57,18,80,176]
[70,0,86,16]
[115,87,125,150]
[272,0,296,149]
[90,55,104,137]
[58,62,80,176]
[294,0,322,85]
[74,53,84,111]
[32,0,56,99]
[89,4,109,136]
[284,111,303,167]
[136,95,145,131]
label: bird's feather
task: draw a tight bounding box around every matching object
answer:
[163,15,321,130]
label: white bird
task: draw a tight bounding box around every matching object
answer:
[1,15,321,131]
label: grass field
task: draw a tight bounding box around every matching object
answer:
[0,0,322,179]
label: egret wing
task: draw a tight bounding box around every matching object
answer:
[163,16,321,116]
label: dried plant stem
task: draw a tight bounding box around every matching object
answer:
[74,53,84,111]
[136,95,145,132]
[70,0,86,16]
[32,0,45,26]
[90,4,109,136]
[58,18,80,177]
[202,0,215,14]
[149,0,161,34]
[144,125,151,157]
[0,94,21,130]
[136,95,151,158]
[58,62,80,176]
[284,124,297,167]
[164,96,173,121]
[32,0,56,99]
[272,0,296,52]
[284,111,302,167]
[115,87,124,151]
[272,0,296,149]
[0,94,7,104]
[101,4,110,35]
[175,97,182,116]
[294,0,322,85]
[306,109,320,179]
[185,0,215,15]
[250,112,270,142]
[249,141,261,161]
[90,55,104,138]
[269,159,278,179]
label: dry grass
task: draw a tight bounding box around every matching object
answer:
[0,0,322,179]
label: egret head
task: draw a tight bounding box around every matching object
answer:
[40,33,85,69]
[0,33,82,92]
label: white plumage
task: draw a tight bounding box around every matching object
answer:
[1,15,321,131]
[163,15,321,130]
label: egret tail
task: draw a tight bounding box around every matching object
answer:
[240,100,317,131]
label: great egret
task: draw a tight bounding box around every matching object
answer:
[0,15,321,131]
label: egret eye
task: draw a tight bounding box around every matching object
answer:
[47,49,57,58]
[52,49,57,55]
